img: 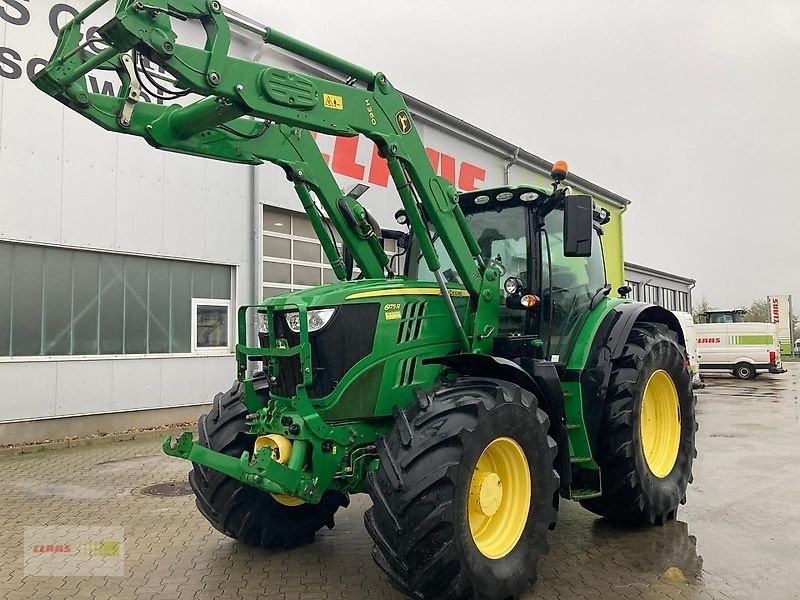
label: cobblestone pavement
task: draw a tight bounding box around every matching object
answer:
[1,365,797,599]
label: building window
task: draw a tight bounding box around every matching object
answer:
[662,288,676,310]
[0,241,232,358]
[643,284,661,305]
[676,291,689,312]
[192,299,231,352]
[625,280,640,301]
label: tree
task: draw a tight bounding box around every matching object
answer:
[744,299,770,323]
[692,297,712,321]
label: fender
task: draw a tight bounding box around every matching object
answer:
[606,302,685,357]
[569,302,687,452]
[425,353,572,495]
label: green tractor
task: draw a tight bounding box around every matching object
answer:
[34,2,696,598]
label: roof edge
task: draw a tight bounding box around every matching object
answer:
[625,261,696,285]
[403,94,631,209]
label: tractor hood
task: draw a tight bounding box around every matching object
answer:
[260,277,470,310]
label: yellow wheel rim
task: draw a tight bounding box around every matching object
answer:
[640,370,681,478]
[467,437,531,559]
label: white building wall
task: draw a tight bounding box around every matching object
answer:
[0,2,254,423]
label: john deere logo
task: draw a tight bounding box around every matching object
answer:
[395,110,412,134]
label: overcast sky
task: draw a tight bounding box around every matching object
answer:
[232,0,798,309]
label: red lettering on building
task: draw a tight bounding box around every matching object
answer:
[439,153,457,186]
[367,145,390,187]
[458,162,487,192]
[426,148,440,172]
[331,136,366,180]
[311,135,489,192]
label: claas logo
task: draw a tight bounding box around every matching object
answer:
[697,337,721,344]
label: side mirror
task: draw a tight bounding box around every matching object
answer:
[563,194,593,257]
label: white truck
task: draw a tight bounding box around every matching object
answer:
[695,310,786,379]
[672,311,704,388]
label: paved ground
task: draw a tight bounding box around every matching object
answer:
[1,365,798,600]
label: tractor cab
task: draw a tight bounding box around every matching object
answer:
[406,183,610,365]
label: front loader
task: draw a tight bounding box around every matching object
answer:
[34,2,697,598]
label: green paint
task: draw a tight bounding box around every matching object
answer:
[732,334,775,346]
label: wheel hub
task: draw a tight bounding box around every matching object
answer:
[470,471,503,517]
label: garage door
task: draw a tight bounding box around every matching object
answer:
[262,206,397,299]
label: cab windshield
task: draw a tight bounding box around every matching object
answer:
[405,200,607,364]
[406,206,530,334]
[408,207,528,284]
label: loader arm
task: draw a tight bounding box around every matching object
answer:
[33,0,496,348]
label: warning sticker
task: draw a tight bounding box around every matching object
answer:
[323,94,344,110]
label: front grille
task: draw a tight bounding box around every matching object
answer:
[268,304,380,398]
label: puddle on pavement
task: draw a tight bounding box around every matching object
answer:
[591,520,704,583]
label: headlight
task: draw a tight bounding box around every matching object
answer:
[285,308,336,333]
[503,276,523,295]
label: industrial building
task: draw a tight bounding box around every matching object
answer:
[624,262,695,313]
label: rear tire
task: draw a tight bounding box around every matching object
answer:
[733,362,756,380]
[188,380,348,549]
[365,377,559,600]
[581,323,696,526]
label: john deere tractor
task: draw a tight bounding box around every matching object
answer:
[34,2,697,598]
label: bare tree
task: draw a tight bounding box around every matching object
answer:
[744,299,770,323]
[692,297,712,321]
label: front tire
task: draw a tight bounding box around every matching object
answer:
[581,323,696,526]
[365,377,559,600]
[188,380,348,549]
